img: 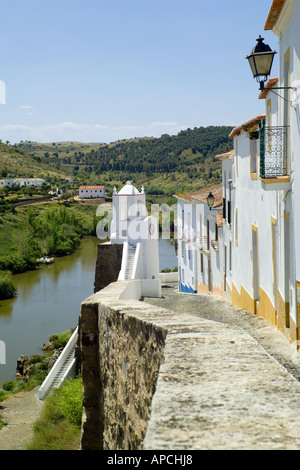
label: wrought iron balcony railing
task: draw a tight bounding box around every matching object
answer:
[260,125,288,178]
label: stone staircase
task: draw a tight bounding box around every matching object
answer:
[125,244,136,280]
[39,328,78,400]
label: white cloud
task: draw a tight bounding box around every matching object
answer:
[19,105,34,110]
[0,121,189,144]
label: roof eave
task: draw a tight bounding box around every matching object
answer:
[265,0,286,30]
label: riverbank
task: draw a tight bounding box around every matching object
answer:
[0,236,100,384]
[0,199,101,300]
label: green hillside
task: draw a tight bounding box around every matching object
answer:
[17,126,233,197]
[0,141,68,180]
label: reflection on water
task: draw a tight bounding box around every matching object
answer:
[0,235,177,384]
[159,236,177,271]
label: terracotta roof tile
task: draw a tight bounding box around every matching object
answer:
[215,150,234,160]
[175,183,223,206]
[216,211,223,227]
[229,114,265,138]
[191,184,223,208]
[258,77,279,99]
[79,185,105,190]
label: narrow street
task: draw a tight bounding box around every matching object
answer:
[144,282,300,450]
[146,283,300,383]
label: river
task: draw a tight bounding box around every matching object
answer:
[0,236,177,384]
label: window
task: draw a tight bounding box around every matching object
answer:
[206,220,210,250]
[250,139,257,177]
[227,200,231,225]
[229,241,232,271]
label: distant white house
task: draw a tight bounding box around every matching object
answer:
[79,185,106,199]
[14,178,45,187]
[0,178,45,188]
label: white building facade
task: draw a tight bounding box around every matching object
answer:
[110,181,161,298]
[177,0,300,346]
[176,184,224,295]
[224,0,300,343]
[79,185,106,199]
[0,178,45,188]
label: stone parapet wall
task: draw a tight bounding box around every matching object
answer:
[94,243,123,293]
[79,282,167,450]
[79,280,300,451]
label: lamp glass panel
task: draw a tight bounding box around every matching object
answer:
[248,55,258,77]
[253,53,275,77]
[207,195,214,208]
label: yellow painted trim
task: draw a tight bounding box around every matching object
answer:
[231,282,256,315]
[271,216,278,318]
[260,176,290,185]
[257,286,277,327]
[250,138,258,179]
[278,289,290,334]
[251,225,259,302]
[283,211,290,317]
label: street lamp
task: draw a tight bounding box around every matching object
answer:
[246,35,277,91]
[206,192,215,211]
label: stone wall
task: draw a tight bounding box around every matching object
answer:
[79,282,167,450]
[94,243,123,293]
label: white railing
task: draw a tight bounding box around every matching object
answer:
[39,327,78,400]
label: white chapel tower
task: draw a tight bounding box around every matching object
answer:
[110,181,161,297]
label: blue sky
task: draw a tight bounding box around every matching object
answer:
[0,0,278,144]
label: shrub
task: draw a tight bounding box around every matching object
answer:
[0,255,27,274]
[56,377,83,427]
[0,271,17,299]
[2,380,15,391]
[49,330,73,349]
[27,376,82,450]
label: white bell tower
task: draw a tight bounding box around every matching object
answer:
[110,181,161,297]
[110,181,147,245]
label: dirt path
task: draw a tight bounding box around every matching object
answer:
[0,387,43,450]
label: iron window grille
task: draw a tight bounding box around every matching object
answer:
[259,120,289,178]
